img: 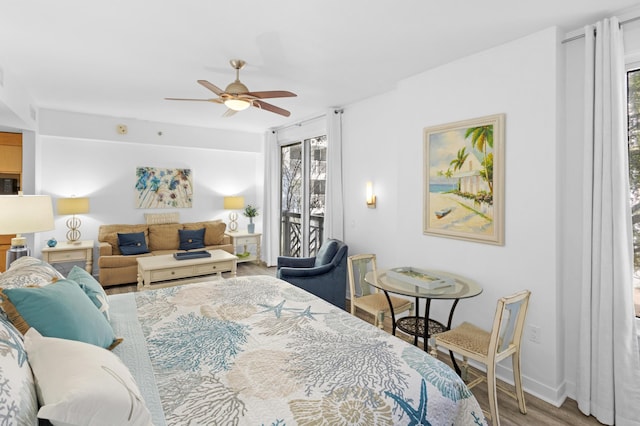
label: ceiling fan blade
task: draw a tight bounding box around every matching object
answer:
[164,97,218,102]
[245,90,297,99]
[222,109,238,118]
[253,100,291,117]
[197,80,224,95]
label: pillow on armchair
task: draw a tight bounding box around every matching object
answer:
[314,240,339,266]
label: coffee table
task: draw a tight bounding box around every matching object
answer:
[136,249,238,290]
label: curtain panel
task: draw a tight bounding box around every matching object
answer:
[578,17,640,426]
[324,109,344,240]
[262,130,280,267]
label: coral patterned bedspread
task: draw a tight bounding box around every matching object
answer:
[111,275,486,425]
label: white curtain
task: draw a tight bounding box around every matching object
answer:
[262,130,280,266]
[324,109,344,240]
[578,17,640,426]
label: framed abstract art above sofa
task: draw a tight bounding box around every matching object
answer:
[135,166,193,209]
[423,113,505,245]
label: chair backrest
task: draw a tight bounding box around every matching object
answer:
[347,254,379,301]
[488,290,531,360]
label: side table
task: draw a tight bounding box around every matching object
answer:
[225,232,261,264]
[42,240,94,274]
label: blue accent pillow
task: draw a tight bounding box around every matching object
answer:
[117,232,149,255]
[315,240,339,266]
[0,279,121,350]
[178,228,206,250]
[67,266,110,321]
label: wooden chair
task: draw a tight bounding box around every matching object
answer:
[347,254,413,329]
[432,290,531,426]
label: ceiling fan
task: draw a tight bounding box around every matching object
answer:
[165,59,297,117]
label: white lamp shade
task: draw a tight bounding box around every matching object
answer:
[0,195,55,234]
[223,196,245,210]
[57,197,90,215]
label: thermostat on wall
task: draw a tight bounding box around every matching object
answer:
[117,124,128,135]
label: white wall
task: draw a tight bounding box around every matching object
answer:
[32,109,264,265]
[343,27,564,404]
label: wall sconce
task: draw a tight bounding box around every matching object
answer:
[223,196,245,232]
[366,181,376,208]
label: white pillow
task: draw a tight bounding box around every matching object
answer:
[24,328,152,426]
[0,256,64,290]
[0,317,38,424]
[144,212,179,224]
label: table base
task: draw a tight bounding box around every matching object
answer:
[397,316,447,339]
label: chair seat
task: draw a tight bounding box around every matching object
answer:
[354,292,412,314]
[435,322,491,357]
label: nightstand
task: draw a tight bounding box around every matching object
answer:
[225,232,261,264]
[42,240,94,274]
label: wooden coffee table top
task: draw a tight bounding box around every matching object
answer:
[137,249,237,269]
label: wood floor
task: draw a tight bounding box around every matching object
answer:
[104,262,599,426]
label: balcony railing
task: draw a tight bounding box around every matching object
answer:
[281,210,324,257]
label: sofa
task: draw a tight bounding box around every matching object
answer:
[98,220,233,287]
[276,239,348,309]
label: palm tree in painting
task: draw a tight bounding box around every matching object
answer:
[449,147,468,171]
[465,125,494,194]
[447,148,467,191]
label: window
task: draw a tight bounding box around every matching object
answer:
[626,68,640,318]
[280,135,327,257]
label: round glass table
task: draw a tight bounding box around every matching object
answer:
[365,268,482,372]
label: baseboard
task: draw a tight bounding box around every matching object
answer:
[495,363,568,407]
[433,347,569,407]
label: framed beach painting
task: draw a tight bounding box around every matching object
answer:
[423,114,505,245]
[135,166,193,209]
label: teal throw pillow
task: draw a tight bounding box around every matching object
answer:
[117,232,149,255]
[0,279,120,350]
[67,266,110,321]
[178,228,206,250]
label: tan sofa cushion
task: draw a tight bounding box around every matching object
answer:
[98,224,149,256]
[148,223,183,252]
[98,253,152,268]
[183,221,226,246]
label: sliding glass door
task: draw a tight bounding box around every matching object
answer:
[280,135,327,257]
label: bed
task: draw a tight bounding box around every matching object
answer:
[0,257,486,425]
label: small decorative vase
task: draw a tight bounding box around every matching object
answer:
[247,223,255,234]
[47,238,57,248]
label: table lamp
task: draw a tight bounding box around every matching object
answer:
[0,193,55,267]
[57,197,90,243]
[223,196,244,232]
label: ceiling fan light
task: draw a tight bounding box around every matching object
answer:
[224,98,251,111]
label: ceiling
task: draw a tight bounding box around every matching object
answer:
[1,0,638,134]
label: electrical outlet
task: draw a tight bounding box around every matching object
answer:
[117,124,128,135]
[529,325,541,344]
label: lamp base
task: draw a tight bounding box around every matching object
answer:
[6,244,30,269]
[228,211,239,232]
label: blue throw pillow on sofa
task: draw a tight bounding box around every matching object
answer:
[117,232,149,255]
[178,228,206,250]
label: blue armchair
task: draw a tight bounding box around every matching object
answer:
[276,239,349,309]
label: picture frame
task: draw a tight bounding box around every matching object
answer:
[135,166,193,209]
[423,114,505,245]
